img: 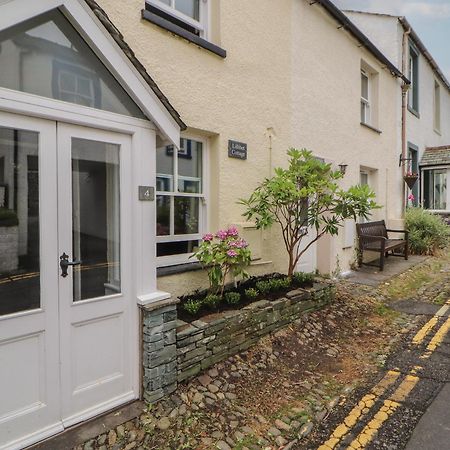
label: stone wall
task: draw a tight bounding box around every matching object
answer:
[142,282,335,404]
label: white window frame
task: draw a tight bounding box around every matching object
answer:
[156,134,208,267]
[421,166,449,212]
[146,0,209,38]
[361,70,371,125]
[58,69,95,107]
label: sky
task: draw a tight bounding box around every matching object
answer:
[333,0,450,81]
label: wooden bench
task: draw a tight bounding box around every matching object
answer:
[356,220,409,271]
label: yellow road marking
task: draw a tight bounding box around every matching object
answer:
[317,371,400,450]
[412,317,439,345]
[423,316,450,356]
[348,374,419,449]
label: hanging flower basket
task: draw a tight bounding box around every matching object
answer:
[403,173,418,189]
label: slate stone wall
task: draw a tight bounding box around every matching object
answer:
[142,282,335,404]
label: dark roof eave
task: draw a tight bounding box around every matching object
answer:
[84,0,186,131]
[312,0,409,83]
[399,17,450,93]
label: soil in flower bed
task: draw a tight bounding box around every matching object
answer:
[177,272,315,322]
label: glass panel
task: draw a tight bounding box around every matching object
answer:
[433,170,447,210]
[175,0,200,20]
[178,138,202,193]
[361,73,369,100]
[174,196,199,234]
[0,9,145,118]
[72,138,120,301]
[156,147,174,192]
[0,128,40,315]
[157,240,199,257]
[157,195,171,236]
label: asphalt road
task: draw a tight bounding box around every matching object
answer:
[308,298,450,450]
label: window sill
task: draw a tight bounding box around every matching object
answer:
[360,122,382,134]
[141,9,226,58]
[408,106,420,119]
[157,262,203,277]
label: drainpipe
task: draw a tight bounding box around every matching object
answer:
[401,25,412,214]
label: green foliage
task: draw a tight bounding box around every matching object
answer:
[268,277,291,292]
[203,294,221,309]
[224,291,241,305]
[0,208,18,227]
[293,271,315,286]
[193,227,252,296]
[255,280,271,295]
[405,208,449,255]
[244,288,259,300]
[239,148,378,275]
[182,299,202,315]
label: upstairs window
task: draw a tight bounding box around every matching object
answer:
[408,44,419,114]
[146,0,208,38]
[434,81,441,133]
[360,70,370,125]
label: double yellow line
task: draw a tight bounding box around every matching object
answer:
[318,299,450,450]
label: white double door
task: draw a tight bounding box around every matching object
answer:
[0,112,137,450]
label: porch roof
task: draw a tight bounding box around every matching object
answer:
[420,146,450,167]
[84,0,186,131]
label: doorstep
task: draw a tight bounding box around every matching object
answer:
[26,401,145,450]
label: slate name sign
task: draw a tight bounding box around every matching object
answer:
[228,140,247,160]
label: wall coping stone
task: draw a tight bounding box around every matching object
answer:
[140,296,179,312]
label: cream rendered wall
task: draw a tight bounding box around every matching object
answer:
[96,0,404,297]
[292,2,403,273]
[96,0,294,297]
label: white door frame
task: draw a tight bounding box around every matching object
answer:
[0,98,159,449]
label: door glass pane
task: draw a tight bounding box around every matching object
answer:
[0,9,145,119]
[157,195,171,236]
[72,138,120,301]
[0,128,40,315]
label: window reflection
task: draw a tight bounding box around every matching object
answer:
[0,128,40,316]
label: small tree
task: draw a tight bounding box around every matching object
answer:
[239,149,378,277]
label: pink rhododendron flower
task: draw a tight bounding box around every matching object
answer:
[227,226,239,237]
[408,194,415,202]
[237,239,248,248]
[202,233,214,242]
[227,249,238,257]
[216,229,228,240]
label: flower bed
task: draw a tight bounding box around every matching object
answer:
[178,272,315,322]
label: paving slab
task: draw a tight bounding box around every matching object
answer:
[405,383,450,450]
[344,256,426,287]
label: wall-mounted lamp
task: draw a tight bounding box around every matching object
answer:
[338,163,348,175]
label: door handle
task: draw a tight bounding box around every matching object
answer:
[60,252,82,278]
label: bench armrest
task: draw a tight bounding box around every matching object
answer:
[386,229,407,234]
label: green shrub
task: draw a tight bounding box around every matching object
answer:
[204,294,221,309]
[225,292,241,305]
[255,280,271,295]
[245,288,259,300]
[405,208,449,255]
[182,299,202,315]
[0,208,18,227]
[292,272,315,286]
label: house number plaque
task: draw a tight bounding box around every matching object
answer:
[138,186,155,201]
